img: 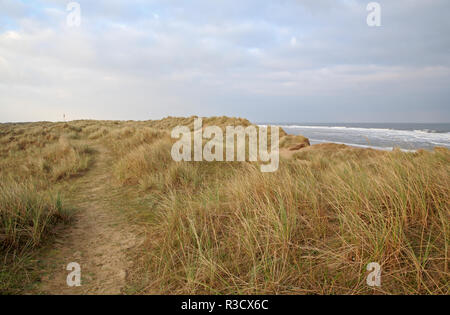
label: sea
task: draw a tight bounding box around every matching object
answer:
[261,123,450,151]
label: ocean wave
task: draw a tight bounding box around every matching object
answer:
[277,125,448,134]
[309,139,416,152]
[274,124,450,150]
[278,125,393,132]
[414,129,438,134]
[278,125,450,140]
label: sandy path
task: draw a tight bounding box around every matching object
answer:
[36,145,142,295]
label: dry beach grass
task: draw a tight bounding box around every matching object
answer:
[0,117,448,294]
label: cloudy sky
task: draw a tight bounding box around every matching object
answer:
[0,0,449,123]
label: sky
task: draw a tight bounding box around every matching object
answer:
[0,0,449,123]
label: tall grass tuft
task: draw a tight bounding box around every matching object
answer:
[123,143,449,295]
[0,180,71,250]
[0,179,73,294]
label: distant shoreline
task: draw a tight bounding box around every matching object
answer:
[263,123,450,151]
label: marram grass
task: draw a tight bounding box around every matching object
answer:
[0,118,448,295]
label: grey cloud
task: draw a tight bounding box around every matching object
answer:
[0,0,449,122]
